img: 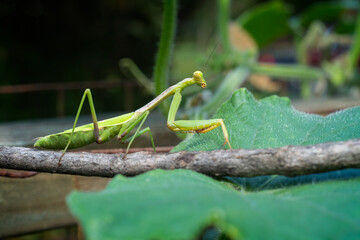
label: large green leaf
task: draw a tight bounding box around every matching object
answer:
[67,169,360,240]
[172,88,360,152]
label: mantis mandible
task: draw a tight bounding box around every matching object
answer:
[34,71,232,165]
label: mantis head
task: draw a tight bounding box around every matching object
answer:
[193,71,207,88]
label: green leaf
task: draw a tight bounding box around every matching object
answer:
[67,169,360,240]
[172,88,360,152]
[236,2,290,47]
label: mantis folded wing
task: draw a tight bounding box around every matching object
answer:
[34,71,232,166]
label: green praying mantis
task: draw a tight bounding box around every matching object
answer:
[34,71,232,165]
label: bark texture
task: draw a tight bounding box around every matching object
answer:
[1,139,360,177]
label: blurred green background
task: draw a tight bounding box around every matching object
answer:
[0,0,358,122]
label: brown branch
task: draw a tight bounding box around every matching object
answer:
[1,139,360,177]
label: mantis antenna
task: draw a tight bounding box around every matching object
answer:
[203,41,219,72]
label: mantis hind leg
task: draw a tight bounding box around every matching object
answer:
[59,89,100,166]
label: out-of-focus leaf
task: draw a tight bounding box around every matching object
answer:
[67,169,360,240]
[299,2,358,32]
[236,2,290,47]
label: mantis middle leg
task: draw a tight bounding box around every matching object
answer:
[117,111,156,155]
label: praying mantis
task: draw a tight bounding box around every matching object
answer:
[34,71,232,165]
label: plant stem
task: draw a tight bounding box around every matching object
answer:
[251,63,323,80]
[153,0,177,113]
[218,0,232,53]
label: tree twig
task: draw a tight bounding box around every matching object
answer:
[1,139,360,177]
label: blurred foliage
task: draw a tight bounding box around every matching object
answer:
[291,1,360,97]
[298,1,358,32]
[237,1,291,47]
[0,0,359,122]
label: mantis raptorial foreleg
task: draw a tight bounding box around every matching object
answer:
[167,90,232,148]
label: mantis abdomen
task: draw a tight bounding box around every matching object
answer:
[35,112,135,149]
[35,122,123,149]
[34,130,96,149]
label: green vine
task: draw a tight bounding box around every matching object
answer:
[218,0,232,53]
[153,0,177,113]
